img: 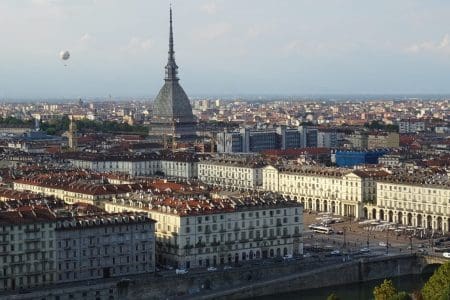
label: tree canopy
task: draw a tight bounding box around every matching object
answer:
[389,291,412,300]
[374,279,398,300]
[422,262,450,300]
[326,292,340,300]
[40,117,147,136]
[364,120,399,132]
[0,116,33,127]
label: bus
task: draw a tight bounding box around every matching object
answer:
[309,225,333,234]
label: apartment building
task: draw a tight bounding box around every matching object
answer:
[263,165,388,219]
[365,171,450,233]
[13,177,145,205]
[0,206,156,293]
[216,126,318,153]
[397,119,426,134]
[197,156,265,190]
[104,191,303,269]
[55,213,155,283]
[367,132,400,149]
[68,152,198,179]
[0,208,57,291]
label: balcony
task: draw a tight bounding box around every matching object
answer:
[225,241,235,245]
[210,241,220,247]
[282,234,291,239]
[25,248,40,253]
[25,270,42,276]
[239,239,249,243]
[24,228,40,233]
[168,244,179,250]
[24,238,40,243]
[183,244,194,250]
[254,237,263,242]
[195,242,206,248]
[233,227,240,232]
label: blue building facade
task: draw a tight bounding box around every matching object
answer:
[335,150,386,167]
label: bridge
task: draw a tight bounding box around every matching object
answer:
[419,254,449,273]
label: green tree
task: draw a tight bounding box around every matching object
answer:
[439,285,450,300]
[326,293,340,300]
[374,279,398,300]
[389,291,412,300]
[422,262,450,300]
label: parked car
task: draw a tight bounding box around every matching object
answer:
[330,250,341,256]
[283,254,293,260]
[360,247,370,253]
[379,242,387,247]
[223,265,232,270]
[336,231,344,235]
[207,267,217,272]
[443,252,450,258]
[176,268,188,275]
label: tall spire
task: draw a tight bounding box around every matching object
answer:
[165,5,178,81]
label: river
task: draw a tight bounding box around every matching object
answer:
[255,273,433,300]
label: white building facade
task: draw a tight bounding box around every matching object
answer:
[262,165,381,219]
[197,159,264,190]
[104,194,303,269]
[365,179,450,233]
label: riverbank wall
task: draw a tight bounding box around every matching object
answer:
[122,254,423,300]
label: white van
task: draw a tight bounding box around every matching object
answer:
[443,252,450,258]
[176,268,188,275]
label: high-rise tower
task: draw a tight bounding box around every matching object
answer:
[67,116,78,151]
[149,7,196,141]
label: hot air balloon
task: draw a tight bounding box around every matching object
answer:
[60,50,70,60]
[59,50,70,66]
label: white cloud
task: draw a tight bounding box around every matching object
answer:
[200,1,219,15]
[31,0,59,6]
[74,33,95,51]
[405,34,450,54]
[283,39,360,56]
[247,24,276,39]
[196,22,232,40]
[121,37,154,54]
[80,33,93,43]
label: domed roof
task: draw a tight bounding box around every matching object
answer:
[151,7,194,125]
[152,80,194,123]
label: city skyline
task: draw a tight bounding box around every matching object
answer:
[2,0,450,98]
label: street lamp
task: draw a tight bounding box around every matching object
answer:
[409,236,413,255]
[386,229,389,255]
[343,226,347,249]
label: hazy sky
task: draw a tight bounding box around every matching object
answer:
[2,0,450,98]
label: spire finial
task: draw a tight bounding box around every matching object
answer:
[165,4,178,81]
[169,4,173,57]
